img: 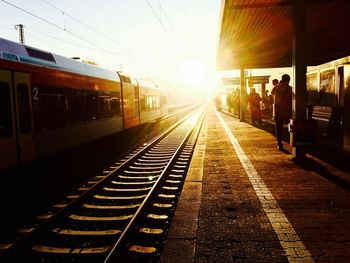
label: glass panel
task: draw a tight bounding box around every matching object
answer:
[84,91,98,120]
[110,91,121,116]
[0,82,13,137]
[98,91,111,118]
[32,85,66,131]
[17,84,32,134]
[66,88,84,124]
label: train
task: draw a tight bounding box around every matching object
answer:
[0,37,168,170]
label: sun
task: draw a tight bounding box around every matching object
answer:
[179,59,205,86]
[174,58,221,102]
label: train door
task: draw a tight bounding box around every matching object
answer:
[0,69,17,169]
[13,72,35,163]
[0,70,35,169]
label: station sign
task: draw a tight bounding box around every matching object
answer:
[222,75,270,86]
[247,76,269,86]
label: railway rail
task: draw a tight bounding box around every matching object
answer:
[0,107,205,262]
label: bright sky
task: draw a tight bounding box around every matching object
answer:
[0,0,222,100]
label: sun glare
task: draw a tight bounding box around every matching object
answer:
[173,58,221,103]
[180,59,205,86]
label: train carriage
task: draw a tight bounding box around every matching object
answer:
[0,38,167,170]
[138,79,167,124]
[119,73,140,129]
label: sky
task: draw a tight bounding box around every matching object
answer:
[0,0,223,100]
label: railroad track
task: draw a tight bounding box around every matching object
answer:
[1,107,205,262]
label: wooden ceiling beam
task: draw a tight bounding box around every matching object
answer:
[228,0,349,10]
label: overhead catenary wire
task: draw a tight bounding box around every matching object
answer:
[0,1,110,52]
[155,0,176,34]
[1,25,124,57]
[39,0,130,51]
[26,27,107,52]
[145,0,171,38]
[0,0,137,61]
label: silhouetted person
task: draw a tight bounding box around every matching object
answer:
[262,90,272,117]
[214,94,222,111]
[272,78,279,87]
[233,89,240,116]
[226,92,233,113]
[271,74,292,150]
[248,88,262,125]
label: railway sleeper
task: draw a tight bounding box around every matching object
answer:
[93,194,147,200]
[117,174,159,180]
[68,214,134,222]
[81,202,141,210]
[31,233,116,251]
[141,155,172,160]
[169,174,183,178]
[102,186,152,192]
[82,208,139,216]
[124,169,162,174]
[111,180,155,185]
[31,244,112,255]
[128,165,166,170]
[133,161,168,166]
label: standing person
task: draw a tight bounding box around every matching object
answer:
[272,78,279,88]
[214,94,222,111]
[271,74,293,150]
[233,89,240,116]
[248,88,262,125]
[262,90,272,117]
[226,92,233,113]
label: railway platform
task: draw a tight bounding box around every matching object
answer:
[160,106,350,262]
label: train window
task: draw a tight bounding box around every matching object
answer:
[84,91,99,120]
[66,89,84,124]
[32,87,121,131]
[146,96,152,110]
[134,86,139,117]
[25,47,55,62]
[98,92,111,118]
[140,96,146,111]
[0,82,13,137]
[109,91,121,116]
[16,84,32,134]
[140,95,161,111]
[33,86,66,131]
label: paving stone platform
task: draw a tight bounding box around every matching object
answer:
[160,106,350,263]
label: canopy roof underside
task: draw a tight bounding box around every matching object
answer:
[216,0,350,70]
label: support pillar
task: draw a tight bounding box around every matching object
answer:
[261,83,266,97]
[240,66,246,121]
[14,24,25,44]
[292,0,307,159]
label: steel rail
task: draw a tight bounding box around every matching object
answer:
[1,107,201,262]
[104,108,205,262]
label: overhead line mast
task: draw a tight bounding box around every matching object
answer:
[14,24,25,44]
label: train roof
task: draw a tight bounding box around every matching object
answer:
[0,37,119,82]
[137,78,161,90]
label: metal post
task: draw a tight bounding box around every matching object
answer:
[240,66,246,121]
[14,24,25,44]
[292,0,307,158]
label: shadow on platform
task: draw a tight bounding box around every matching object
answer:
[221,109,350,190]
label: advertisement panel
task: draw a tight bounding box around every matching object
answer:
[306,72,319,105]
[320,68,336,106]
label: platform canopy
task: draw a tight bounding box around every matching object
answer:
[216,0,350,70]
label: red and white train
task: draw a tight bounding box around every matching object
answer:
[0,38,168,170]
